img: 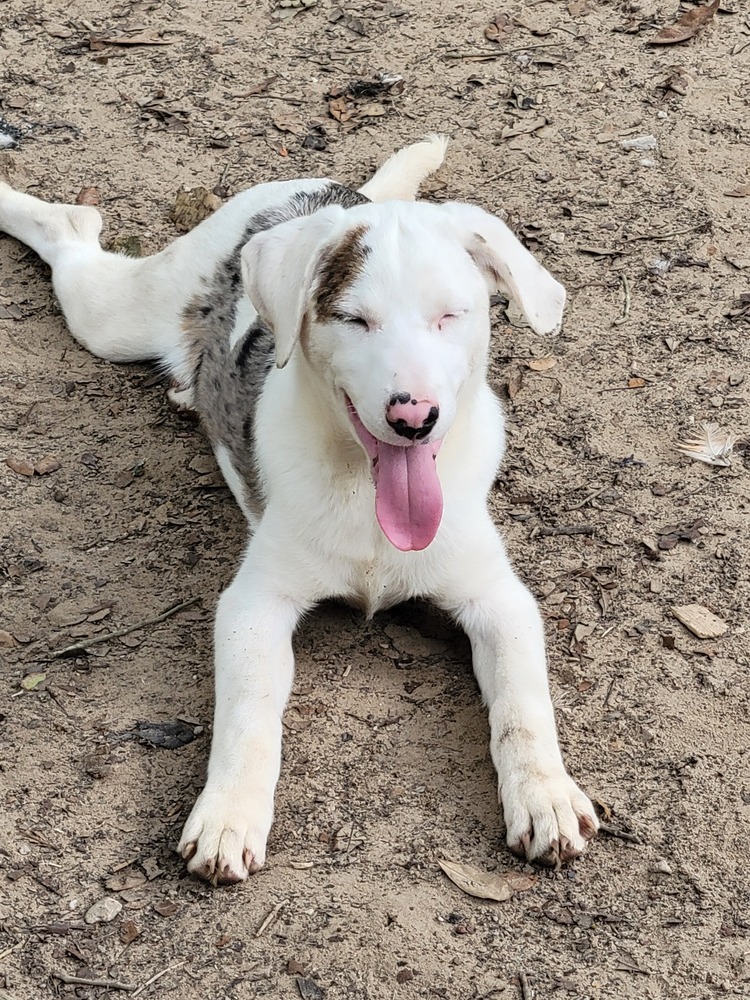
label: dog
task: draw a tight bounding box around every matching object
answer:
[0,136,598,884]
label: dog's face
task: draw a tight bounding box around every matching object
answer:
[241,200,565,551]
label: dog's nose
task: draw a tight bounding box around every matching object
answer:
[386,393,440,441]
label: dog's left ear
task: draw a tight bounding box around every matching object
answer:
[441,202,566,336]
[241,206,347,368]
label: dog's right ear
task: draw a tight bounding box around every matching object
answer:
[241,206,347,368]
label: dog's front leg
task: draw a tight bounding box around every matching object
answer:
[178,540,308,884]
[442,527,598,865]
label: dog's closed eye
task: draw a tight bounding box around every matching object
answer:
[332,312,370,330]
[437,310,466,331]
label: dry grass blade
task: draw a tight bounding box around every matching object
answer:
[676,422,735,467]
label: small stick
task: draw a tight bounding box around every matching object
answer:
[50,598,200,659]
[255,899,287,938]
[132,963,184,998]
[0,937,28,961]
[519,971,534,1000]
[625,224,704,243]
[53,972,136,991]
[566,485,609,512]
[599,823,641,844]
[613,273,631,326]
[537,524,594,538]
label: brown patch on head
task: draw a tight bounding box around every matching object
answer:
[314,224,370,322]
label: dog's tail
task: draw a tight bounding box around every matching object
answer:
[358,134,448,202]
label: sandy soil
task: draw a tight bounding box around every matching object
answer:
[1,1,749,997]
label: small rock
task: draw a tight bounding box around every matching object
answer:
[652,858,673,875]
[620,134,657,152]
[396,968,415,984]
[84,897,123,924]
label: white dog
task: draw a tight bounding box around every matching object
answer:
[0,137,598,883]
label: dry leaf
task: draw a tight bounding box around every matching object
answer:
[153,900,179,916]
[500,116,547,139]
[5,456,35,477]
[0,630,16,648]
[676,421,735,467]
[21,672,47,691]
[567,0,592,14]
[34,455,61,475]
[76,187,100,206]
[506,370,524,400]
[119,919,140,944]
[271,113,307,135]
[649,0,719,45]
[485,14,515,43]
[171,187,221,232]
[725,184,750,198]
[438,859,536,901]
[628,377,646,388]
[106,872,147,891]
[526,356,556,371]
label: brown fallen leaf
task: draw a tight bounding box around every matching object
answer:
[438,859,536,901]
[0,630,17,648]
[649,0,719,45]
[119,919,140,945]
[271,113,307,135]
[628,377,646,389]
[106,872,147,892]
[485,14,515,43]
[34,455,61,475]
[526,356,556,372]
[171,187,221,232]
[500,116,547,139]
[76,186,100,206]
[725,184,750,198]
[153,900,179,917]
[5,456,35,477]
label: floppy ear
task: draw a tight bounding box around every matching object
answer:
[240,206,347,368]
[441,202,566,336]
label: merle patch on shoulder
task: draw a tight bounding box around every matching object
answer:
[185,182,370,512]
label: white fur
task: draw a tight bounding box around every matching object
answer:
[0,137,597,884]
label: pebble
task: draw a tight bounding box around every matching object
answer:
[85,897,123,924]
[621,134,657,152]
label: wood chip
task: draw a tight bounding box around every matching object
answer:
[671,604,728,639]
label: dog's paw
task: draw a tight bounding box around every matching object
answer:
[177,789,273,885]
[501,770,598,867]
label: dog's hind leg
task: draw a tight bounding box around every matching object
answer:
[0,181,186,365]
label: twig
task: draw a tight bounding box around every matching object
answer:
[255,899,287,938]
[53,972,136,991]
[599,823,641,844]
[132,962,184,998]
[536,524,594,538]
[612,273,631,326]
[625,224,705,243]
[50,598,200,659]
[519,971,534,1000]
[0,938,28,962]
[566,485,608,512]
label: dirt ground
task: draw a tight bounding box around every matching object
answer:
[1,1,749,997]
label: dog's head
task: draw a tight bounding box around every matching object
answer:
[241,200,565,552]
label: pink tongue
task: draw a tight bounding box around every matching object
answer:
[374,440,443,552]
